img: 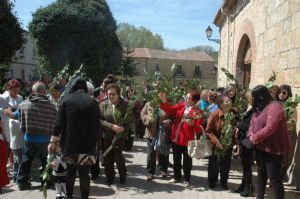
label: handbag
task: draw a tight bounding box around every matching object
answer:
[241,137,255,149]
[187,126,213,159]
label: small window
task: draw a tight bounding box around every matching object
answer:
[194,66,200,76]
[176,65,182,75]
[155,64,160,71]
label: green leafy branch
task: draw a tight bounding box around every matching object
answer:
[265,71,277,88]
[284,95,300,125]
[216,112,235,156]
[40,153,56,199]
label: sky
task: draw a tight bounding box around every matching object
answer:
[13,0,221,50]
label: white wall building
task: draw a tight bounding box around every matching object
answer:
[8,31,37,81]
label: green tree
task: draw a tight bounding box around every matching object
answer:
[29,0,122,85]
[117,22,164,50]
[0,0,24,85]
[119,46,136,80]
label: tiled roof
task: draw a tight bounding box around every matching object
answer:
[131,48,214,62]
[131,48,150,58]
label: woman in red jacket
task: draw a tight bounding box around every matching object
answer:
[159,90,204,187]
[248,85,291,199]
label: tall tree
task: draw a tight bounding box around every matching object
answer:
[29,0,122,85]
[117,22,164,50]
[0,0,24,84]
[118,46,136,80]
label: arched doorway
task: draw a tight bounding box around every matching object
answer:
[236,34,252,87]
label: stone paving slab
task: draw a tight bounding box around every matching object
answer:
[2,140,300,199]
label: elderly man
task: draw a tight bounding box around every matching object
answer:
[16,81,57,190]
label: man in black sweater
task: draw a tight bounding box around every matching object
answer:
[48,78,100,199]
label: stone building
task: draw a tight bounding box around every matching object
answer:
[213,0,300,188]
[131,48,217,88]
[8,31,37,81]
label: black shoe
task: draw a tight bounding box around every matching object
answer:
[120,178,126,184]
[221,182,228,190]
[106,181,113,186]
[240,183,253,197]
[208,184,216,189]
[234,180,245,193]
[18,182,32,191]
[90,174,99,180]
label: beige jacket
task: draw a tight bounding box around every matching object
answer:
[140,102,170,139]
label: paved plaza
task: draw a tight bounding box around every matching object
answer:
[1,140,300,199]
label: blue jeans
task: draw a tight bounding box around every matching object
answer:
[12,148,22,182]
[17,141,49,185]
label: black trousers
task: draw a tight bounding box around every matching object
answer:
[172,143,192,182]
[240,145,253,185]
[66,164,90,199]
[102,139,127,184]
[255,150,284,199]
[146,139,169,175]
[208,147,232,187]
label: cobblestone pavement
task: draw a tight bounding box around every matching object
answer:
[2,140,300,199]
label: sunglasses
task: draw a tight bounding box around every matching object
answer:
[278,91,287,95]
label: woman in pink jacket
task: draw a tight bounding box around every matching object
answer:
[159,90,204,187]
[248,85,291,199]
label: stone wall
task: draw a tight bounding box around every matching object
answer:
[216,0,300,188]
[133,57,217,88]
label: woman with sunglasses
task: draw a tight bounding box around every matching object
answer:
[278,84,292,103]
[248,85,291,199]
[278,84,295,182]
[100,83,128,185]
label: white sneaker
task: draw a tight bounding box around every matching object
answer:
[168,179,180,183]
[183,181,190,188]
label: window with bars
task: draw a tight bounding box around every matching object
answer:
[176,65,182,75]
[194,66,201,77]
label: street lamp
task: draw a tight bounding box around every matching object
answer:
[205,26,220,44]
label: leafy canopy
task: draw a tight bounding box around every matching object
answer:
[29,0,122,85]
[0,0,24,64]
[117,22,164,50]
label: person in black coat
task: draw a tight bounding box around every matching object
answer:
[48,78,100,199]
[234,91,255,197]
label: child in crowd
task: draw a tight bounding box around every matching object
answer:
[0,117,10,194]
[50,147,67,199]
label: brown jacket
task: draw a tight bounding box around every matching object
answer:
[206,108,224,144]
[140,102,170,139]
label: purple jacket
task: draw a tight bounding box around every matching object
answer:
[248,101,291,155]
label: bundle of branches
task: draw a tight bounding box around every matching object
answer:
[284,95,300,125]
[265,71,277,88]
[50,64,91,103]
[216,112,235,156]
[215,68,248,156]
[143,63,208,120]
[40,153,56,199]
[103,99,135,157]
[183,101,203,122]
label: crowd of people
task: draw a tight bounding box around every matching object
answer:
[0,74,295,199]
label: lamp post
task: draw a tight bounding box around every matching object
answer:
[205,26,220,44]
